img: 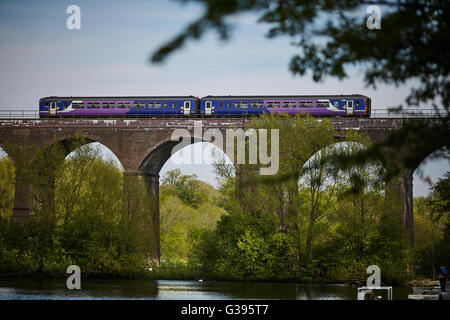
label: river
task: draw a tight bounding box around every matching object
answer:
[0,279,413,300]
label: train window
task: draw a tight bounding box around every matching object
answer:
[117,102,130,109]
[356,101,360,107]
[299,101,313,108]
[172,102,177,109]
[148,102,161,109]
[44,102,49,107]
[72,102,84,109]
[316,101,328,108]
[103,102,115,109]
[250,102,257,108]
[267,102,273,108]
[236,101,248,108]
[273,102,280,108]
[257,102,264,108]
[226,102,232,108]
[163,103,169,109]
[134,102,146,109]
[87,102,100,109]
[287,102,297,108]
[219,102,224,108]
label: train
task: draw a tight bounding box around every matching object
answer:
[38,94,371,118]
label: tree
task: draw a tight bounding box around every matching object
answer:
[250,114,336,266]
[159,171,227,265]
[0,157,15,219]
[161,169,208,208]
[327,136,384,258]
[299,148,337,261]
[430,171,450,215]
[0,141,157,277]
[161,168,182,186]
[428,172,450,276]
[418,172,450,277]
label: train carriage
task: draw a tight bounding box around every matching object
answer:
[39,96,198,118]
[199,94,371,117]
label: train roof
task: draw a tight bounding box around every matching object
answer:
[201,94,369,100]
[40,96,198,101]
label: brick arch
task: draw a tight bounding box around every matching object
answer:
[0,143,10,158]
[300,139,383,178]
[294,133,377,180]
[138,129,231,176]
[37,132,125,170]
[410,143,449,176]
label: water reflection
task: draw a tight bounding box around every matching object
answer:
[0,279,412,300]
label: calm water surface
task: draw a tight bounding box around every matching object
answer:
[0,279,413,300]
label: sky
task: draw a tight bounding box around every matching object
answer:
[0,0,448,196]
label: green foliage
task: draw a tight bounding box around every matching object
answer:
[0,157,15,219]
[413,173,450,278]
[0,142,155,278]
[159,170,227,269]
[430,172,450,216]
[185,114,413,284]
[193,209,298,281]
[162,169,208,208]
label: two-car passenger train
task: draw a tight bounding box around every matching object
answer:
[39,94,371,118]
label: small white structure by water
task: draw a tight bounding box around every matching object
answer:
[357,286,393,300]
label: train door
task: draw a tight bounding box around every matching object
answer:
[205,101,212,115]
[183,101,191,115]
[49,102,57,117]
[346,100,354,115]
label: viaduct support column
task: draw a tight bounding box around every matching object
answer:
[143,173,160,266]
[385,171,414,248]
[400,170,414,248]
[12,171,33,224]
[122,170,160,266]
[385,170,415,274]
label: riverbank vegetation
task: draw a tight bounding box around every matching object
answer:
[0,115,448,284]
[158,115,449,285]
[0,144,154,278]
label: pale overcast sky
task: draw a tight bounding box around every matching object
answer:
[0,0,448,196]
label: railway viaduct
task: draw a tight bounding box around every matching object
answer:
[0,117,443,264]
